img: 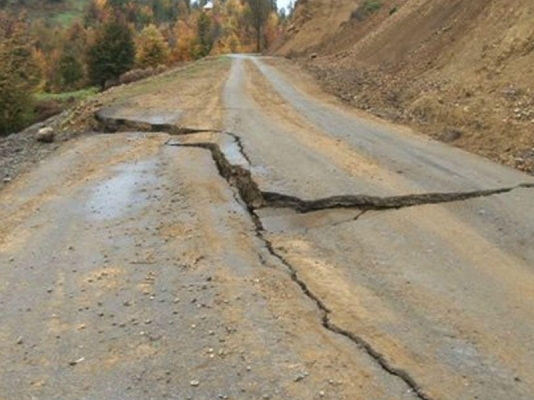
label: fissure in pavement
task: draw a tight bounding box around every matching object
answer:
[95,115,533,400]
[168,136,436,400]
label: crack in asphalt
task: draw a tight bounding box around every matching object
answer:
[95,112,217,135]
[93,115,533,400]
[168,137,435,399]
[251,214,434,400]
[167,136,530,213]
[167,137,439,400]
[165,133,532,400]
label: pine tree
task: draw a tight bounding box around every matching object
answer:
[246,0,275,52]
[194,11,212,58]
[87,14,135,88]
[57,22,88,90]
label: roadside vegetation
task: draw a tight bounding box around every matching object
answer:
[0,0,290,135]
[351,0,382,21]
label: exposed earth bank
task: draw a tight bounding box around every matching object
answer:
[272,0,534,174]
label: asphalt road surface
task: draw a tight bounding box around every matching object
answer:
[1,55,533,400]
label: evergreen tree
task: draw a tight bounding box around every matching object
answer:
[58,50,84,89]
[194,11,213,58]
[87,14,135,88]
[247,0,275,52]
[57,22,87,90]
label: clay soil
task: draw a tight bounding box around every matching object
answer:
[273,0,534,174]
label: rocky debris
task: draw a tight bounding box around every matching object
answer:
[68,357,85,366]
[0,98,104,187]
[36,127,55,143]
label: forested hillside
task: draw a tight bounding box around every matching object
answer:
[0,0,286,134]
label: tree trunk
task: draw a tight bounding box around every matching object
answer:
[256,25,261,53]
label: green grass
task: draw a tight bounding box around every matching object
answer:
[351,0,383,21]
[35,87,99,102]
[52,10,80,26]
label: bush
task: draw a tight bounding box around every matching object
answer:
[351,0,382,21]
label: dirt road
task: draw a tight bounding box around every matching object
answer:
[1,55,533,400]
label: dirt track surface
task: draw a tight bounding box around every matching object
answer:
[1,55,534,400]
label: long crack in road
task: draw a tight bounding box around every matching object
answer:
[1,55,534,400]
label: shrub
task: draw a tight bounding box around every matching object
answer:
[351,0,383,21]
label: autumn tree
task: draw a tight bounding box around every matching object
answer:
[87,13,135,88]
[56,22,88,90]
[135,24,170,68]
[172,19,196,61]
[0,12,41,135]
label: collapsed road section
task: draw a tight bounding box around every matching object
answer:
[92,111,534,400]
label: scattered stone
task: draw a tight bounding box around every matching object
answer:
[68,357,85,366]
[294,371,309,382]
[3,177,11,184]
[16,336,24,345]
[46,288,53,293]
[123,301,131,307]
[190,380,200,387]
[36,127,55,143]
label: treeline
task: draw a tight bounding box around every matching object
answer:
[0,0,287,134]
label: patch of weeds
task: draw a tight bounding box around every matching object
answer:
[33,87,99,125]
[35,87,99,103]
[351,0,383,21]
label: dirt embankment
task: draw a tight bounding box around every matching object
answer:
[273,0,534,174]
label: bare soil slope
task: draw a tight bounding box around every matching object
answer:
[274,0,534,173]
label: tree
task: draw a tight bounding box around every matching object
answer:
[0,12,41,135]
[87,14,135,88]
[135,24,170,68]
[56,22,88,91]
[194,10,213,58]
[172,19,195,61]
[247,0,275,52]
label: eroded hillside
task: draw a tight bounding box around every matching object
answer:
[274,0,534,173]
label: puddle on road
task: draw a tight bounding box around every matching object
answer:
[84,160,159,221]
